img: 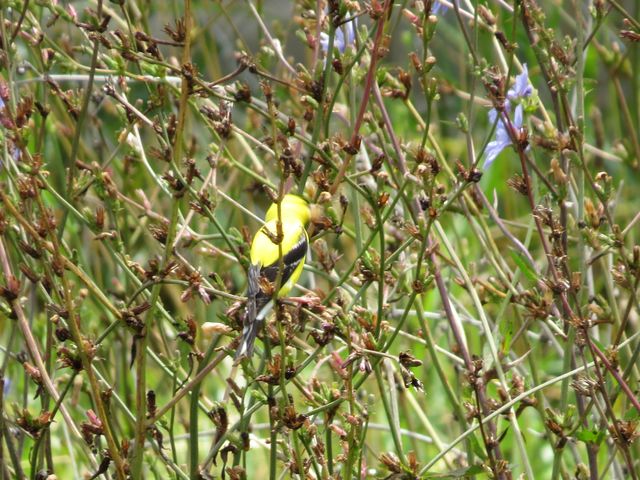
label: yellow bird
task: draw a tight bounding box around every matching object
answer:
[235,194,311,361]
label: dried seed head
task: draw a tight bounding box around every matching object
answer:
[571,374,598,397]
[379,452,402,473]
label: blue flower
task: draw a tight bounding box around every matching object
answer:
[12,145,21,162]
[320,15,357,55]
[484,104,523,169]
[484,65,532,168]
[431,1,448,15]
[507,64,533,101]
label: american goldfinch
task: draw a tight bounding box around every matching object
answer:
[235,194,311,361]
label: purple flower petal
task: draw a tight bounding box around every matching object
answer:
[320,15,357,56]
[484,138,507,169]
[495,120,511,144]
[344,15,357,47]
[508,64,533,101]
[334,27,346,53]
[431,1,449,15]
[513,104,523,129]
[484,78,529,169]
[484,106,519,169]
[488,107,498,124]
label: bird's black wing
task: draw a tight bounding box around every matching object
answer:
[258,231,308,289]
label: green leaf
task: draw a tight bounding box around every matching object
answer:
[509,251,538,282]
[499,315,514,355]
[590,337,607,352]
[623,409,640,421]
[576,428,605,445]
[469,434,487,460]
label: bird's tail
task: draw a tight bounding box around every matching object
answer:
[234,264,273,363]
[225,295,271,402]
[234,295,272,362]
[235,314,261,361]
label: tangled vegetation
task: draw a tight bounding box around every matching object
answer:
[1,0,639,478]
